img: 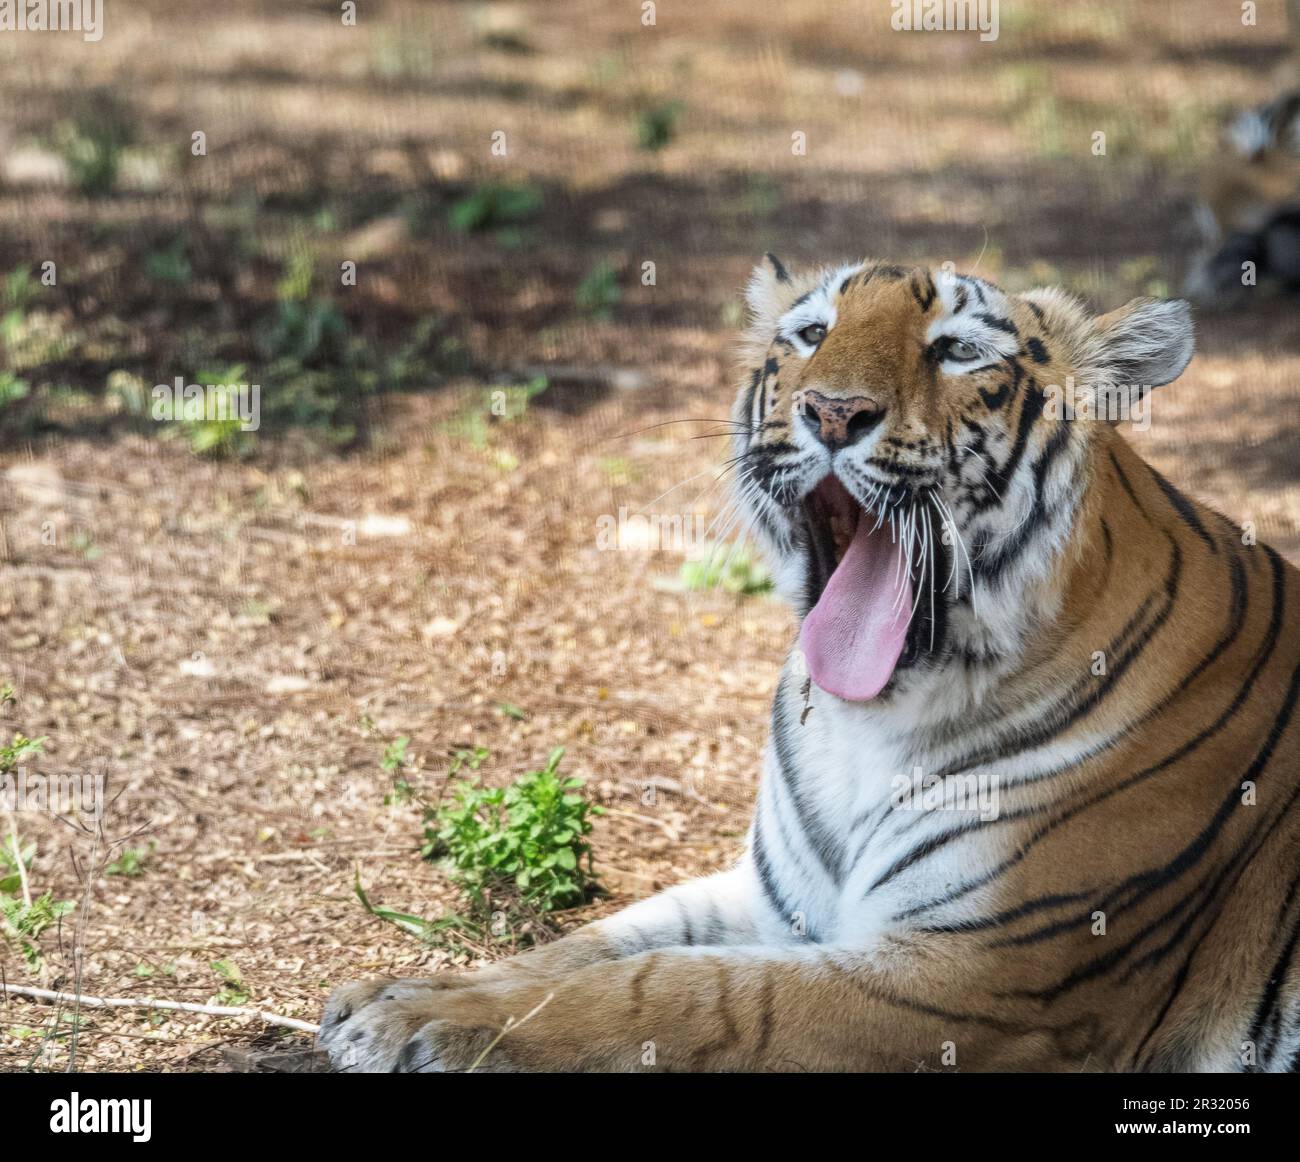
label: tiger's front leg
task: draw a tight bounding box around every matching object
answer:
[319,865,768,1071]
[320,933,1065,1072]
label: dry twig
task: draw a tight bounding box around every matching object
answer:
[0,984,321,1035]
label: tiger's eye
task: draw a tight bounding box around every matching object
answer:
[798,323,827,347]
[948,339,979,361]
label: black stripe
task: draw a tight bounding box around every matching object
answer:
[1131,941,1201,1068]
[973,416,1072,583]
[977,363,1016,411]
[871,459,939,480]
[749,439,799,459]
[771,692,844,883]
[842,975,1041,1038]
[1109,448,1151,521]
[868,819,982,893]
[765,252,791,283]
[911,272,937,312]
[674,896,696,946]
[1147,463,1219,555]
[977,311,1018,337]
[702,899,724,943]
[1245,872,1300,1068]
[735,461,787,546]
[739,366,761,439]
[750,813,798,929]
[970,365,1041,516]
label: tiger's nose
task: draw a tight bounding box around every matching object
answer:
[800,390,885,450]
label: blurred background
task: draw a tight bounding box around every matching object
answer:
[1,0,1299,1070]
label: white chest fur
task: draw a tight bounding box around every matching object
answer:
[752,652,1016,948]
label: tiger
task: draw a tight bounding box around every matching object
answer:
[1186,88,1300,301]
[1185,0,1300,301]
[319,258,1300,1073]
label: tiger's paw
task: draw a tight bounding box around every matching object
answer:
[318,978,502,1073]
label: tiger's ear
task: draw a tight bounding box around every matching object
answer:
[1093,297,1195,388]
[745,252,794,326]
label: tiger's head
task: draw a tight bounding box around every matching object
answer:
[732,257,1194,704]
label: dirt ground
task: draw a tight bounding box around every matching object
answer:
[2,0,1300,1071]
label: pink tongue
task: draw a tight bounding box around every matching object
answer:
[800,515,913,701]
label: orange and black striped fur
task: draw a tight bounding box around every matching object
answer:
[320,260,1300,1073]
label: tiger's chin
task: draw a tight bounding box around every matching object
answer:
[795,474,951,702]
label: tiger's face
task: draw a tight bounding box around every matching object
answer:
[732,258,1194,703]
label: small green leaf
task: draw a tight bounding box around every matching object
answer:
[210,958,242,984]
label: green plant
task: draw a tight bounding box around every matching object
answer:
[443,405,490,449]
[447,183,541,247]
[1,694,73,973]
[51,118,126,196]
[0,307,78,374]
[353,873,480,944]
[144,237,192,285]
[598,456,641,486]
[636,101,683,151]
[490,375,548,421]
[69,530,101,562]
[0,889,75,972]
[380,735,415,804]
[0,373,30,410]
[576,261,619,320]
[106,842,154,877]
[425,748,602,922]
[680,544,773,596]
[0,838,34,880]
[154,364,257,458]
[105,370,150,416]
[448,746,490,777]
[381,736,411,774]
[443,377,547,455]
[259,297,348,366]
[386,315,465,389]
[1,730,46,777]
[253,295,359,444]
[275,240,317,303]
[209,959,249,1006]
[4,267,39,312]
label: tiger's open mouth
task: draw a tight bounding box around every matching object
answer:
[800,476,943,700]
